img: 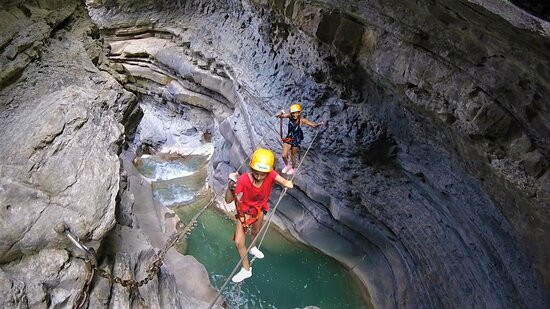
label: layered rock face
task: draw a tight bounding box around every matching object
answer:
[1,0,549,308]
[0,1,215,308]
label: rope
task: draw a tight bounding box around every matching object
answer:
[207,130,320,309]
[181,132,269,238]
[250,130,318,263]
[268,124,283,147]
[237,83,284,148]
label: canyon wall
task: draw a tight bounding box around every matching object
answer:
[0,0,548,308]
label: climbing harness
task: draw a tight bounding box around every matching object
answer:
[208,130,320,309]
[279,113,303,162]
[234,204,267,233]
[279,114,293,144]
[58,133,269,308]
[235,211,259,232]
[234,148,275,232]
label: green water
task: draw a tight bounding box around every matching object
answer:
[176,204,368,309]
[134,152,369,308]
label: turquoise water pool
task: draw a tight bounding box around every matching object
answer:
[177,205,369,309]
[135,152,370,308]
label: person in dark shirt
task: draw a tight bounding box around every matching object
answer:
[276,103,324,174]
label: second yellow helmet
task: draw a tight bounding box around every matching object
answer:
[289,103,302,113]
[249,148,275,172]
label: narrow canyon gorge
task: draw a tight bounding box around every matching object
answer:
[0,0,549,308]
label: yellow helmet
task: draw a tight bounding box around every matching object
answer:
[289,103,302,113]
[249,148,275,172]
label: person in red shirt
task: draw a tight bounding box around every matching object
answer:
[225,148,293,283]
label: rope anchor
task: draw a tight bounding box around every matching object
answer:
[55,223,96,309]
[55,221,174,307]
[55,223,97,264]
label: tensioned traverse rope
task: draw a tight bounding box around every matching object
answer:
[207,129,320,309]
[239,85,286,147]
[249,134,318,263]
[181,132,269,240]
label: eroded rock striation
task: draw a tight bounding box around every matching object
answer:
[0,1,216,308]
[1,0,549,308]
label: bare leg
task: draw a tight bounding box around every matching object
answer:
[251,211,264,243]
[291,146,298,168]
[282,143,291,166]
[234,220,250,270]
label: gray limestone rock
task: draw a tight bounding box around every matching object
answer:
[1,0,549,308]
[83,0,549,307]
[0,2,221,308]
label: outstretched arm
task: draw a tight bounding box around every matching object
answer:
[275,174,293,189]
[275,112,291,118]
[300,118,324,128]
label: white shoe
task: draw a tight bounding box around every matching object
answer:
[282,164,291,174]
[249,246,264,259]
[287,168,295,175]
[232,267,252,283]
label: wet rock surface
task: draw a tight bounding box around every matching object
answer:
[1,0,549,308]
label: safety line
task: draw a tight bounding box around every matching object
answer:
[251,130,319,261]
[207,130,320,309]
[181,132,269,241]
